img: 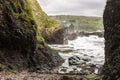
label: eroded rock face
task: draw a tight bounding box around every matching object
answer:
[0,0,37,70]
[41,28,65,44]
[0,0,63,71]
[102,0,120,79]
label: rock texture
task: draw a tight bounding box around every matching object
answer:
[0,71,88,80]
[102,0,120,79]
[79,31,104,37]
[0,0,63,71]
[68,56,81,65]
[28,0,65,44]
[41,28,65,44]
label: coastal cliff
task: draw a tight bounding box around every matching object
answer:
[0,0,63,71]
[28,0,65,44]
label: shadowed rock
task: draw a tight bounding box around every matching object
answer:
[41,28,65,44]
[0,0,63,71]
[102,0,120,79]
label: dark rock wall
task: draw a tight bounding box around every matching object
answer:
[0,0,37,70]
[0,0,36,50]
[0,0,63,71]
[102,0,120,79]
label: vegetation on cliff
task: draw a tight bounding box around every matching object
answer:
[27,0,65,44]
[0,0,63,72]
[50,15,103,32]
[27,0,61,32]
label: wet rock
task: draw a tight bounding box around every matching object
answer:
[60,67,68,72]
[90,56,94,58]
[83,54,88,56]
[88,63,96,68]
[68,56,81,65]
[81,68,94,75]
[82,58,91,62]
[79,31,104,37]
[86,74,98,80]
[98,67,103,75]
[67,33,77,40]
[60,69,67,73]
[80,70,91,75]
[72,68,77,71]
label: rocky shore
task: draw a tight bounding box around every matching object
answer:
[78,31,104,37]
[66,31,104,41]
[49,35,104,79]
[0,71,102,80]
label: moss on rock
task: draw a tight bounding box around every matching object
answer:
[27,0,61,32]
[0,0,63,71]
[59,76,73,80]
[27,0,65,44]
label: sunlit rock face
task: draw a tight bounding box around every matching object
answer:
[102,0,120,79]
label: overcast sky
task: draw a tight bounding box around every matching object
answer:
[38,0,106,17]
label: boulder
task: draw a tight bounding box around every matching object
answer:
[67,33,77,40]
[68,55,84,65]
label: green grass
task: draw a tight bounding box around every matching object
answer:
[86,74,98,80]
[50,15,103,32]
[26,0,62,43]
[27,0,61,33]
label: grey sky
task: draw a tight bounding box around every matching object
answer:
[38,0,106,17]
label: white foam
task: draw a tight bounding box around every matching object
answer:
[49,35,105,73]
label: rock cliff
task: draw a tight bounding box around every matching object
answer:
[28,0,65,44]
[0,0,63,71]
[102,0,120,79]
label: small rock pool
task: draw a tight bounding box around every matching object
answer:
[49,35,104,74]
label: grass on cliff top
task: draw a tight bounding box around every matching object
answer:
[50,15,103,32]
[27,0,61,33]
[25,0,62,43]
